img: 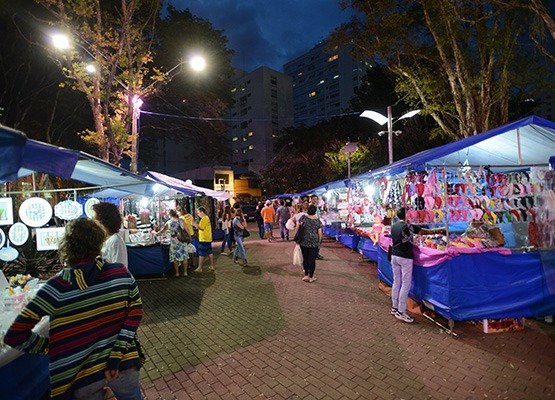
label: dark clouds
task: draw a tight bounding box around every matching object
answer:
[169,0,355,72]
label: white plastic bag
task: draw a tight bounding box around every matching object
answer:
[293,244,303,266]
[285,218,296,231]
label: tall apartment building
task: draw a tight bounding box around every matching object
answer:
[284,41,367,126]
[229,66,293,174]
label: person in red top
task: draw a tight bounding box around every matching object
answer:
[260,200,276,242]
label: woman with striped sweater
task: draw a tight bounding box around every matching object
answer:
[4,217,145,399]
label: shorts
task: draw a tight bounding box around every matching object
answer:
[264,222,274,232]
[197,242,213,256]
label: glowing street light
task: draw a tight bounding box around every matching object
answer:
[360,107,420,164]
[51,34,70,50]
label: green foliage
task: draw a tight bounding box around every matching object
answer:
[332,0,555,139]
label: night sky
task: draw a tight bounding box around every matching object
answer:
[169,0,356,73]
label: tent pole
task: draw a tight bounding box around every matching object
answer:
[443,167,449,247]
[517,128,523,165]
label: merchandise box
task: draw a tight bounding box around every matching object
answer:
[472,318,525,334]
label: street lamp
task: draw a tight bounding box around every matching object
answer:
[360,107,420,164]
[130,56,207,173]
[342,142,358,179]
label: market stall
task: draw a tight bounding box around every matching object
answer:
[0,125,159,397]
[313,116,555,323]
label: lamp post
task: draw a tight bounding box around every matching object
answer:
[360,107,420,164]
[130,56,206,173]
[342,142,358,179]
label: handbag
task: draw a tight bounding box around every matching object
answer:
[387,245,393,261]
[242,228,250,237]
[294,219,306,243]
[285,218,296,231]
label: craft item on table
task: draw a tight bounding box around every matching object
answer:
[8,222,29,246]
[0,197,14,226]
[54,200,83,220]
[84,198,100,218]
[19,197,53,228]
[126,214,137,230]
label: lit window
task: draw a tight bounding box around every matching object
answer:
[248,145,254,150]
[319,80,324,85]
[327,54,338,62]
[232,137,238,142]
[242,136,247,141]
[309,91,317,97]
[298,72,303,76]
[247,131,253,137]
[231,87,237,93]
[333,75,339,79]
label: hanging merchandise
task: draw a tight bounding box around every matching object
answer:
[54,200,83,220]
[0,239,19,262]
[84,198,100,218]
[0,197,14,225]
[0,228,5,248]
[19,197,53,228]
[8,222,29,246]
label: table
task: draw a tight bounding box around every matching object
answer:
[127,244,172,276]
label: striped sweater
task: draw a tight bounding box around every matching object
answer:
[4,257,144,399]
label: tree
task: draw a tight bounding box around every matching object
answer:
[139,5,235,172]
[38,0,160,163]
[332,0,554,139]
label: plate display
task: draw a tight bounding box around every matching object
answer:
[19,197,53,228]
[0,228,5,248]
[36,227,65,251]
[54,200,83,220]
[84,198,100,218]
[9,222,29,246]
[0,240,19,262]
[0,197,14,226]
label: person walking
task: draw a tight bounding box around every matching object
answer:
[220,205,233,255]
[390,207,443,323]
[192,206,215,272]
[297,204,322,283]
[155,209,190,277]
[177,206,196,269]
[93,201,128,268]
[255,200,265,239]
[261,200,275,242]
[276,199,291,240]
[232,208,249,267]
[4,217,144,400]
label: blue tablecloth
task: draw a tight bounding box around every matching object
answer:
[127,244,172,276]
[0,352,49,399]
[377,246,555,321]
[357,236,379,261]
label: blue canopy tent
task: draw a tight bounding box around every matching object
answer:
[0,125,155,196]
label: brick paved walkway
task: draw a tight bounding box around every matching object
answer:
[137,234,555,399]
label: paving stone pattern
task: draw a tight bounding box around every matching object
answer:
[136,234,555,399]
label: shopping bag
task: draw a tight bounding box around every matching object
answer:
[293,244,303,266]
[285,218,296,231]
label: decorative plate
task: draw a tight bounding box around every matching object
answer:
[19,197,53,228]
[0,240,19,262]
[54,200,83,220]
[0,228,5,248]
[36,227,65,251]
[9,222,29,246]
[84,198,100,219]
[0,197,14,226]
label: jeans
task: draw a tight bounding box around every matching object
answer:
[257,222,265,239]
[391,255,414,314]
[300,246,318,278]
[72,367,142,400]
[279,221,289,239]
[221,229,232,252]
[233,235,247,263]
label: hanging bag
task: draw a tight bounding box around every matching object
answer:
[293,243,303,266]
[294,217,306,243]
[174,220,190,243]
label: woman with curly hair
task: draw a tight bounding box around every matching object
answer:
[4,217,145,399]
[93,201,128,268]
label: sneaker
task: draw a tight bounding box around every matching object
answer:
[302,276,310,282]
[390,307,398,315]
[221,252,228,256]
[395,312,414,323]
[316,255,324,260]
[309,277,317,283]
